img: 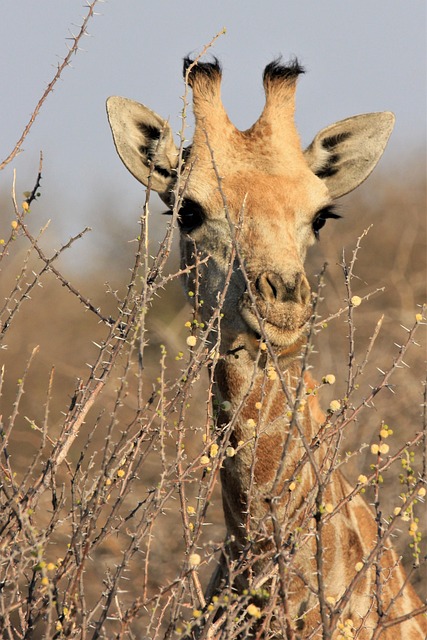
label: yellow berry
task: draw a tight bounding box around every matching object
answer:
[246,604,262,618]
[358,475,368,484]
[324,503,334,514]
[210,443,219,458]
[329,400,341,412]
[189,553,201,567]
[187,506,196,515]
[417,487,426,497]
[370,444,379,455]
[379,443,389,454]
[267,367,277,380]
[323,374,336,385]
[355,562,363,572]
[11,220,18,229]
[226,446,236,457]
[380,429,389,439]
[351,295,362,307]
[117,469,125,478]
[415,313,423,323]
[186,335,197,347]
[289,481,296,491]
[200,455,210,465]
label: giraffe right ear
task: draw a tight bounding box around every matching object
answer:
[304,112,395,199]
[106,96,178,200]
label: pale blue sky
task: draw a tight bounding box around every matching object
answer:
[0,1,425,240]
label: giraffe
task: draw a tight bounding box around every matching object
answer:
[106,57,426,639]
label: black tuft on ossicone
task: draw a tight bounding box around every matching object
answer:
[263,57,305,83]
[183,56,222,84]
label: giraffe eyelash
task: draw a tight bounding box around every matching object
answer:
[312,205,341,240]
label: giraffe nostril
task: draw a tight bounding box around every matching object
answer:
[255,272,310,305]
[256,272,283,303]
[295,273,311,305]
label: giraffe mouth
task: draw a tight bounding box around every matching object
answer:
[235,271,312,349]
[239,297,311,349]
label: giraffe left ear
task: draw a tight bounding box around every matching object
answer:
[304,112,395,199]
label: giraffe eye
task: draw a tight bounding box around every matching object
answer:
[178,199,205,233]
[312,205,341,240]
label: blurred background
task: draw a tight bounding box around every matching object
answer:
[0,2,426,632]
[0,1,425,244]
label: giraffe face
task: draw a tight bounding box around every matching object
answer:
[177,164,331,352]
[107,58,394,354]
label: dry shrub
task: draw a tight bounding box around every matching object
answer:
[2,10,425,632]
[0,157,425,638]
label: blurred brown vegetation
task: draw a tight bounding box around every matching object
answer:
[0,158,425,637]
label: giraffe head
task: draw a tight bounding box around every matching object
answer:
[107,58,394,356]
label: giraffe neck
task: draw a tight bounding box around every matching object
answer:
[213,348,427,639]
[214,344,319,551]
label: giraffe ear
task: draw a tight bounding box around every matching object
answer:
[304,112,395,199]
[106,96,178,201]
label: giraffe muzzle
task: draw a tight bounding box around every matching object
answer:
[239,271,312,347]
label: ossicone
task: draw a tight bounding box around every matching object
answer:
[183,56,222,87]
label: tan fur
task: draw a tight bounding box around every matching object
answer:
[107,59,425,638]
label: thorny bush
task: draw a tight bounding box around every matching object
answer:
[0,20,426,639]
